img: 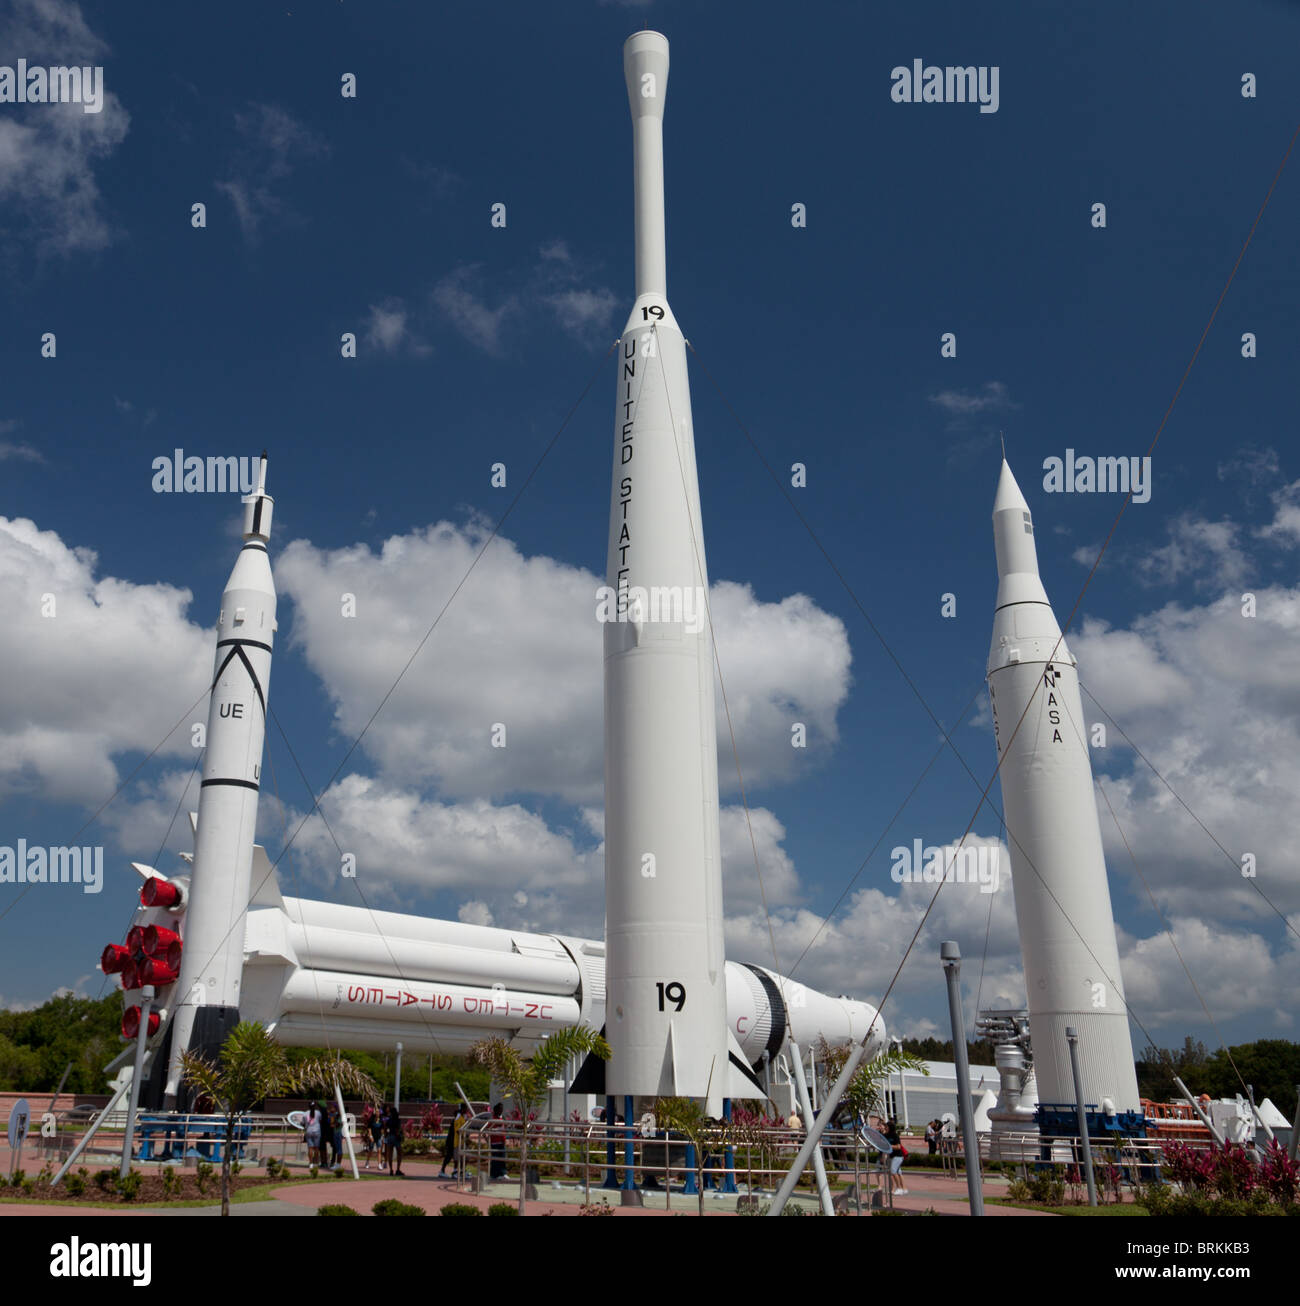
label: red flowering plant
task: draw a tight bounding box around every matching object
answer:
[421,1104,444,1136]
[1256,1139,1297,1206]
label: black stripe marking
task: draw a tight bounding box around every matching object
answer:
[241,542,267,553]
[993,600,1053,614]
[217,638,273,654]
[252,496,264,535]
[743,963,787,1067]
[209,643,268,719]
[201,778,260,791]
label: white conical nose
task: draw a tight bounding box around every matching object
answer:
[993,459,1039,580]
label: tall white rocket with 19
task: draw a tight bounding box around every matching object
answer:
[603,31,733,1111]
[986,459,1140,1112]
[164,455,277,1101]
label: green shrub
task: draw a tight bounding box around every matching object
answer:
[10,1169,25,1187]
[487,1202,519,1216]
[374,1198,426,1216]
[92,1169,115,1193]
[161,1168,180,1200]
[195,1161,214,1194]
[118,1171,143,1201]
[20,1178,35,1196]
[65,1173,86,1197]
[437,1202,482,1217]
[318,1203,361,1216]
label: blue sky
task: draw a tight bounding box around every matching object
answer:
[2,0,1299,1058]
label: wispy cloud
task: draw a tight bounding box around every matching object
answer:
[0,441,46,464]
[0,0,129,258]
[216,103,328,243]
[431,267,520,355]
[363,298,431,357]
[928,381,1019,417]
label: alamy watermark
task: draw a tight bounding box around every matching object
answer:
[0,61,104,113]
[1043,450,1152,502]
[151,450,259,494]
[0,841,103,894]
[890,60,999,114]
[891,840,1000,894]
[595,584,707,636]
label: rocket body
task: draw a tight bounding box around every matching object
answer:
[603,31,730,1110]
[985,461,1140,1111]
[165,463,277,1097]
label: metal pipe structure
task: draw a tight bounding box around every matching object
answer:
[52,1077,133,1187]
[394,1042,403,1109]
[1066,1026,1097,1206]
[119,984,155,1178]
[1246,1084,1274,1146]
[1173,1075,1225,1146]
[767,1010,888,1214]
[788,1039,834,1216]
[334,1079,359,1180]
[942,941,984,1217]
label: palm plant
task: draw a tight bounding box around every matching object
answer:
[180,1021,377,1215]
[652,1096,726,1216]
[815,1037,929,1125]
[469,1026,609,1215]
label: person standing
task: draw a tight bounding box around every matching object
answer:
[385,1103,404,1177]
[489,1103,508,1180]
[440,1103,469,1178]
[325,1099,341,1169]
[925,1119,939,1155]
[884,1117,908,1196]
[304,1101,323,1167]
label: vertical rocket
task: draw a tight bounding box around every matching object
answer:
[985,460,1140,1111]
[164,455,277,1101]
[602,31,733,1112]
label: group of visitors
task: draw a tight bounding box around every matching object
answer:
[303,1100,344,1169]
[295,1099,523,1184]
[362,1104,405,1175]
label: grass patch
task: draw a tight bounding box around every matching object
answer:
[985,1196,1149,1216]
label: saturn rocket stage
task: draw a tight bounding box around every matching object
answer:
[162,455,277,1101]
[986,460,1140,1111]
[602,30,738,1111]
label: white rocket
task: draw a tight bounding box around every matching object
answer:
[602,30,740,1112]
[986,460,1140,1111]
[114,842,882,1074]
[162,454,277,1100]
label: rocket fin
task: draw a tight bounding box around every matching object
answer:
[247,844,284,910]
[725,1030,767,1100]
[661,1020,679,1096]
[569,1025,608,1095]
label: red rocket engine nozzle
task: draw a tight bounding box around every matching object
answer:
[126,925,145,956]
[136,956,179,986]
[141,877,182,909]
[119,960,141,990]
[121,1006,161,1040]
[101,943,131,974]
[141,924,181,958]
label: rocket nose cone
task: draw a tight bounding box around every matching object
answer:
[992,458,1042,584]
[993,459,1029,516]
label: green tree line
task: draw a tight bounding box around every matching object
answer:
[0,991,490,1101]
